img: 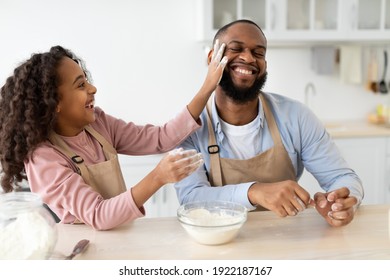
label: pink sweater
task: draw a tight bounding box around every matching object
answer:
[25,107,200,230]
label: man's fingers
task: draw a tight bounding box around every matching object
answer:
[314,192,328,208]
[293,196,307,212]
[327,187,350,202]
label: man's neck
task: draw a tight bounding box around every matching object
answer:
[214,91,259,126]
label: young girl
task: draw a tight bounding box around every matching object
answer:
[0,43,227,230]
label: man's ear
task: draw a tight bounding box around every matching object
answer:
[207,49,213,65]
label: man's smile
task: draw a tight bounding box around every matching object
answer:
[230,63,259,78]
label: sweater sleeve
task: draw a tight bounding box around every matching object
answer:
[25,106,200,230]
[91,106,201,155]
[25,144,144,230]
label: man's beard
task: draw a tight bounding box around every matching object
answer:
[219,71,268,104]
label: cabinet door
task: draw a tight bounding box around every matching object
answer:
[197,0,343,43]
[196,0,268,42]
[346,0,390,41]
[158,183,180,217]
[143,184,180,218]
[386,0,390,29]
[197,0,390,45]
[119,154,180,218]
[335,137,386,205]
[299,137,387,205]
[385,156,390,204]
[270,0,345,43]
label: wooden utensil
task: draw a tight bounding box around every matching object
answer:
[379,50,388,94]
[367,49,378,93]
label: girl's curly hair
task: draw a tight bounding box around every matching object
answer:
[0,46,90,193]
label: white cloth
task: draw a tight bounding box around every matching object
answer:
[311,46,336,75]
[340,45,363,84]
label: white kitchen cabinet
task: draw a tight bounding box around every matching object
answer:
[299,136,389,205]
[346,0,390,41]
[196,0,268,42]
[197,0,390,45]
[141,183,179,218]
[118,154,179,218]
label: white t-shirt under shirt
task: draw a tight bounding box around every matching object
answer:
[219,114,261,160]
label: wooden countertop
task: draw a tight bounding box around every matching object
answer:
[324,120,390,138]
[53,204,390,260]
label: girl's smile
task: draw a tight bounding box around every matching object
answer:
[55,57,97,136]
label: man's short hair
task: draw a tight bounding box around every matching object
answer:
[212,19,266,44]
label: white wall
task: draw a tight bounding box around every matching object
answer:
[0,0,388,124]
[0,0,207,125]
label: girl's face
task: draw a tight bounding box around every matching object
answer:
[55,57,97,136]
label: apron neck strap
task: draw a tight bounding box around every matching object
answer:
[84,126,117,155]
[205,93,284,186]
[48,130,91,184]
[206,96,223,186]
[259,94,283,146]
[47,125,117,183]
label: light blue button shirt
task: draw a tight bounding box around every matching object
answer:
[174,92,364,210]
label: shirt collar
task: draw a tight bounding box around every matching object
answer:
[210,94,265,138]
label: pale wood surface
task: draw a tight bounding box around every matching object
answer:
[53,204,390,260]
[324,120,390,138]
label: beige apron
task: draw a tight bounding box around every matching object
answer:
[206,94,296,210]
[49,125,126,204]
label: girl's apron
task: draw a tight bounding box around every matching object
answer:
[206,94,296,210]
[49,126,127,222]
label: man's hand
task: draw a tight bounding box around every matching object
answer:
[248,180,312,217]
[313,187,358,227]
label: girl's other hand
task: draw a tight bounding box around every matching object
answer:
[155,148,203,185]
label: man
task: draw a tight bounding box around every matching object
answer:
[174,19,363,227]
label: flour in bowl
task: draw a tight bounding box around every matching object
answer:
[179,208,246,245]
[183,208,243,226]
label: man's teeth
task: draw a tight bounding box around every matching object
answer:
[235,68,253,75]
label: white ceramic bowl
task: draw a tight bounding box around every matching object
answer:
[177,201,247,245]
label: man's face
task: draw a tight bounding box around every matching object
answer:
[212,23,268,103]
